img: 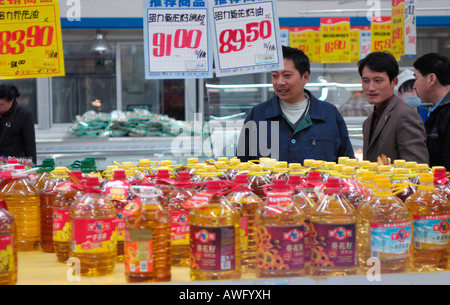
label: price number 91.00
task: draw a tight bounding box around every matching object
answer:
[152,29,202,57]
[0,26,54,55]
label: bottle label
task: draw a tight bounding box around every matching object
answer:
[106,180,129,201]
[184,193,212,208]
[53,209,70,242]
[311,223,356,268]
[124,229,153,274]
[413,214,450,250]
[304,220,311,262]
[256,225,304,271]
[0,234,15,272]
[114,208,125,242]
[170,211,190,246]
[240,216,249,251]
[266,193,294,213]
[71,218,117,253]
[370,221,412,259]
[190,225,236,271]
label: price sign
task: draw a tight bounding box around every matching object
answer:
[289,26,321,63]
[392,0,405,60]
[404,0,416,57]
[209,0,283,77]
[320,18,351,63]
[371,16,392,53]
[143,0,212,79]
[0,0,65,80]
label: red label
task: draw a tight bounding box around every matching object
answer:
[53,208,70,242]
[256,225,304,271]
[190,225,236,271]
[311,223,356,268]
[170,211,190,245]
[71,218,117,253]
[124,229,153,274]
[106,180,129,201]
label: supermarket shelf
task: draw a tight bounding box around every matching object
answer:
[16,251,450,285]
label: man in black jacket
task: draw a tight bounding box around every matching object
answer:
[413,53,450,171]
[0,84,36,164]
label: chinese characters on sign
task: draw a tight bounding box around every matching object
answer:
[143,0,212,79]
[0,0,65,80]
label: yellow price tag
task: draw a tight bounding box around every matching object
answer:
[320,18,351,63]
[0,0,65,79]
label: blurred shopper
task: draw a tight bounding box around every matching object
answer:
[236,46,354,163]
[395,69,430,123]
[358,52,428,164]
[0,84,36,164]
[413,53,450,171]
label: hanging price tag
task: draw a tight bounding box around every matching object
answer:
[209,0,283,77]
[404,0,417,57]
[289,26,321,63]
[0,0,65,80]
[392,0,405,60]
[371,16,392,54]
[320,18,351,63]
[142,0,212,79]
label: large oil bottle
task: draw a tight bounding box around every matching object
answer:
[0,200,17,285]
[357,178,412,274]
[70,176,117,276]
[124,185,171,283]
[405,173,450,272]
[255,179,306,278]
[189,180,241,281]
[310,178,358,276]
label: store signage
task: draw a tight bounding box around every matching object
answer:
[350,26,371,62]
[208,0,283,77]
[320,18,351,63]
[404,0,417,57]
[289,26,321,63]
[142,0,213,79]
[391,0,405,60]
[371,16,392,54]
[0,0,65,80]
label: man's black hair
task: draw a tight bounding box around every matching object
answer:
[282,46,311,76]
[357,51,399,82]
[413,53,450,86]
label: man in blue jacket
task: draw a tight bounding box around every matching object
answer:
[236,46,354,163]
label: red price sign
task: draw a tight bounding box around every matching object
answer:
[218,20,272,54]
[0,2,65,79]
[152,29,202,57]
[0,25,54,55]
[211,0,283,77]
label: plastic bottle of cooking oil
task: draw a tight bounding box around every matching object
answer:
[178,158,200,175]
[32,158,55,192]
[166,171,197,267]
[0,200,17,285]
[226,174,262,273]
[433,167,450,201]
[302,171,323,205]
[195,165,223,192]
[0,167,40,251]
[269,161,290,181]
[226,158,241,179]
[341,166,366,209]
[40,167,70,253]
[391,167,417,203]
[255,179,305,278]
[105,169,133,262]
[189,180,241,281]
[405,173,450,272]
[150,169,176,208]
[124,185,171,283]
[214,161,231,181]
[70,176,117,276]
[310,178,357,276]
[288,175,314,274]
[357,178,412,274]
[53,171,84,263]
[247,164,271,202]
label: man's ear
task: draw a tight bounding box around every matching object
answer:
[302,71,310,84]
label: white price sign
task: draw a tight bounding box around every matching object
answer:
[209,0,283,77]
[143,2,213,79]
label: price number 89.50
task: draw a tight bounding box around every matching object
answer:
[0,26,54,55]
[219,20,272,54]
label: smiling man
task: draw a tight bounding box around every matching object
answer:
[358,52,428,164]
[236,46,354,164]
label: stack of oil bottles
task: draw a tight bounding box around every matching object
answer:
[1,155,450,285]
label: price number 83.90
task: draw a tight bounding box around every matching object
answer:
[0,25,54,55]
[219,20,272,54]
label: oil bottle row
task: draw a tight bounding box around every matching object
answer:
[0,156,450,285]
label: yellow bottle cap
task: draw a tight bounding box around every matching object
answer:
[420,173,434,183]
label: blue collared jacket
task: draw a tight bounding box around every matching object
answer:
[236,90,355,163]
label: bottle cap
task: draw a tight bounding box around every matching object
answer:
[157,169,170,179]
[324,178,341,194]
[113,169,127,180]
[235,174,248,184]
[85,176,100,187]
[177,171,191,182]
[376,178,392,189]
[271,179,288,191]
[420,173,434,184]
[206,180,223,192]
[307,171,321,181]
[288,175,302,185]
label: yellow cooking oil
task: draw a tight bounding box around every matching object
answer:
[189,180,241,281]
[310,178,358,276]
[255,179,306,278]
[405,173,450,272]
[70,176,117,276]
[0,168,40,251]
[226,173,262,273]
[357,178,412,274]
[0,200,17,285]
[124,185,171,283]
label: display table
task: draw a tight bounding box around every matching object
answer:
[16,251,450,285]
